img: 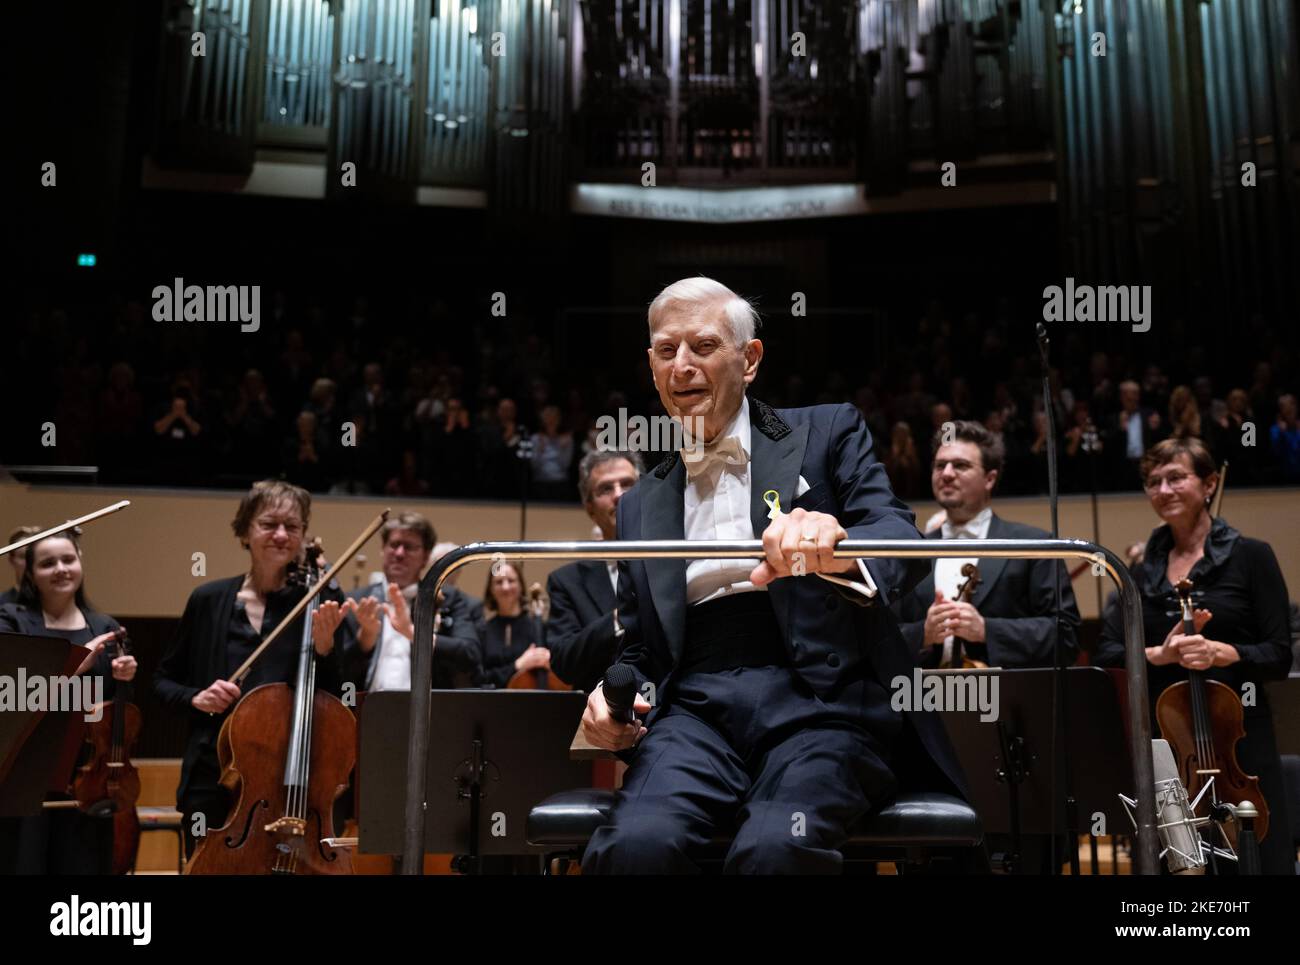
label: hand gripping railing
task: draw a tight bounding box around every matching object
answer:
[405,538,1158,874]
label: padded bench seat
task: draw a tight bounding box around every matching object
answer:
[527,788,981,866]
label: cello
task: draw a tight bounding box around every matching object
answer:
[72,626,142,874]
[186,513,385,874]
[1155,578,1269,849]
[940,563,989,670]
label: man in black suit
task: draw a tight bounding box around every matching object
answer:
[894,420,1082,668]
[343,511,481,691]
[580,277,967,874]
[545,449,644,691]
[1104,380,1165,489]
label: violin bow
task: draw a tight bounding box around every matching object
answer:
[1210,460,1228,518]
[229,509,389,686]
[0,500,131,558]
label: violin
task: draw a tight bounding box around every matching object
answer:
[1155,578,1269,848]
[940,563,989,670]
[506,584,572,691]
[72,626,142,874]
[186,530,366,875]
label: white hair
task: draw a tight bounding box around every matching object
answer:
[647,277,759,346]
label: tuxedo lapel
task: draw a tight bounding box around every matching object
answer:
[747,399,807,631]
[913,530,940,603]
[580,560,616,613]
[641,458,688,664]
[747,414,808,543]
[969,515,1011,608]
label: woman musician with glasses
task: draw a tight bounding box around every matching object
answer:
[152,480,358,857]
[1095,438,1294,874]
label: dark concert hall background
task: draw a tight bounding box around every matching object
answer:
[3,0,1298,874]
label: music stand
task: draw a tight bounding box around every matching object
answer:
[930,666,1132,874]
[0,631,90,816]
[358,689,589,873]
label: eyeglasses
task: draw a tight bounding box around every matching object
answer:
[254,517,304,537]
[933,459,978,474]
[384,539,424,554]
[1143,471,1194,493]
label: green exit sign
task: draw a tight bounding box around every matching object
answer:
[76,253,96,267]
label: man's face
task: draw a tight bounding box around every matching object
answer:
[931,441,996,519]
[648,303,761,444]
[585,459,638,539]
[9,553,25,587]
[382,528,431,588]
[1120,384,1139,412]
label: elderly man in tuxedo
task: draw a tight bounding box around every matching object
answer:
[894,420,1081,669]
[580,277,967,874]
[546,449,644,692]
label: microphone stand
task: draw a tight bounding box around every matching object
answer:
[1082,424,1104,615]
[1037,323,1080,875]
[515,427,533,540]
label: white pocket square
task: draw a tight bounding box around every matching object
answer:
[795,475,811,498]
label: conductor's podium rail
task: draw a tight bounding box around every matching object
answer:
[526,789,983,874]
[412,537,1158,874]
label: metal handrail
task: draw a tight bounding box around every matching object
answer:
[405,538,1157,874]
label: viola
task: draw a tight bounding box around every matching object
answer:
[72,626,142,874]
[1154,578,1269,849]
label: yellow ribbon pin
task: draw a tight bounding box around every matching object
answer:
[762,489,782,520]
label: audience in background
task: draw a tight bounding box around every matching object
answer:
[7,291,1297,501]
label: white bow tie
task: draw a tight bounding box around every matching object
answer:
[947,526,977,540]
[681,435,748,481]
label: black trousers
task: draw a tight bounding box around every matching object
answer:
[585,593,900,875]
[583,660,899,874]
[180,753,231,858]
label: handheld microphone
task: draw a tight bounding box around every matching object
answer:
[602,664,638,725]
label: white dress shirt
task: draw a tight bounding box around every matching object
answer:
[370,583,419,691]
[1125,411,1144,459]
[685,398,761,605]
[934,506,993,660]
[682,397,878,606]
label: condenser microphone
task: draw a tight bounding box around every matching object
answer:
[1149,740,1207,874]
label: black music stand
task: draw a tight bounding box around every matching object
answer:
[930,666,1131,874]
[0,631,89,816]
[358,689,589,873]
